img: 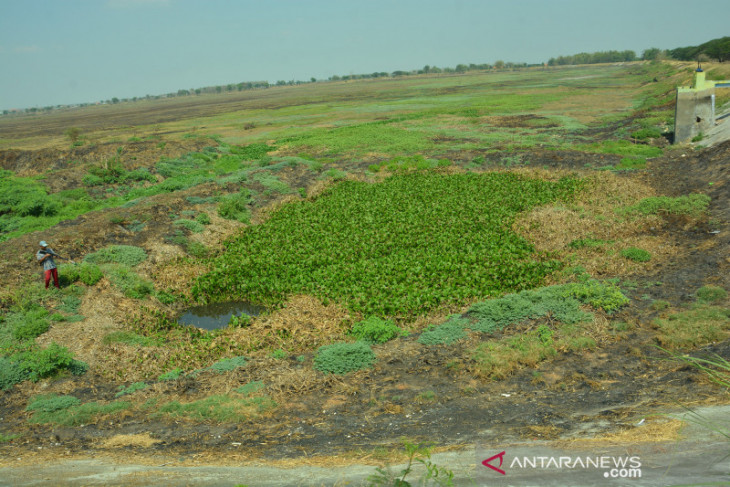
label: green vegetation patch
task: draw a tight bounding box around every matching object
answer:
[157,394,276,422]
[350,316,407,344]
[696,285,728,304]
[625,194,710,217]
[60,262,104,286]
[26,395,130,426]
[194,172,582,319]
[418,316,469,346]
[654,305,730,349]
[313,342,376,375]
[85,245,147,266]
[620,247,652,262]
[102,264,154,299]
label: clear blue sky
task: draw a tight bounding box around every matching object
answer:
[1,0,728,110]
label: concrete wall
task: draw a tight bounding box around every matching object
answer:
[674,87,715,144]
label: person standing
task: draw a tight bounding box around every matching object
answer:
[37,240,60,289]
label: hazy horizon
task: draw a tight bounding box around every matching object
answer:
[1,0,729,111]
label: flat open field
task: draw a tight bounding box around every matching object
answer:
[1,62,730,485]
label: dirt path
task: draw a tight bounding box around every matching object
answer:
[2,405,728,486]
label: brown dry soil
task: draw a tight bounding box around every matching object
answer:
[0,127,729,476]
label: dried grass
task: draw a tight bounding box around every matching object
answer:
[102,433,161,448]
[219,295,352,353]
[512,171,687,277]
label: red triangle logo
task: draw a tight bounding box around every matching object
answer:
[482,451,506,475]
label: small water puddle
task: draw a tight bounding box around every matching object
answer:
[178,301,265,330]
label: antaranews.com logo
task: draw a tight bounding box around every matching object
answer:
[482,450,642,480]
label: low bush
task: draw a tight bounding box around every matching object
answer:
[26,394,81,413]
[625,194,710,217]
[208,355,247,373]
[314,342,376,375]
[103,265,154,299]
[218,189,252,223]
[418,317,469,345]
[157,394,275,422]
[115,381,148,397]
[27,399,130,426]
[630,128,663,140]
[60,262,103,286]
[654,305,730,349]
[696,285,727,304]
[85,245,147,267]
[350,316,406,344]
[621,247,652,262]
[12,318,50,341]
[174,219,205,233]
[158,368,183,381]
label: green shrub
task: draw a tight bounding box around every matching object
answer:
[27,399,130,426]
[174,218,205,233]
[0,357,30,390]
[208,355,247,373]
[236,380,266,396]
[350,316,406,344]
[60,262,103,286]
[158,368,183,381]
[157,394,275,422]
[84,245,147,266]
[252,172,292,193]
[563,280,629,313]
[195,213,211,225]
[630,128,662,140]
[103,265,154,299]
[115,381,148,397]
[12,318,50,340]
[26,394,81,413]
[185,241,209,258]
[313,342,376,375]
[17,342,75,381]
[616,157,647,170]
[102,330,157,346]
[418,317,469,345]
[625,194,710,217]
[621,247,652,262]
[696,285,727,304]
[218,189,252,223]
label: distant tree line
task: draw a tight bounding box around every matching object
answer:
[668,36,730,63]
[549,36,730,67]
[548,50,637,66]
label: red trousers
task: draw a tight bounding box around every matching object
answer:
[44,268,60,289]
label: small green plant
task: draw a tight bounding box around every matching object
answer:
[103,265,154,299]
[84,245,147,267]
[654,305,730,349]
[26,394,81,413]
[208,355,248,373]
[269,349,287,359]
[696,285,727,304]
[218,189,252,223]
[174,218,205,233]
[0,433,19,443]
[350,316,406,344]
[418,317,469,346]
[158,368,183,381]
[26,397,130,426]
[367,439,454,487]
[651,300,671,311]
[115,381,148,398]
[157,394,275,422]
[692,132,704,142]
[102,330,157,346]
[235,380,266,396]
[621,247,652,262]
[624,194,710,217]
[195,213,211,225]
[313,342,376,375]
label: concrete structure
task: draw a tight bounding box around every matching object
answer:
[674,66,730,144]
